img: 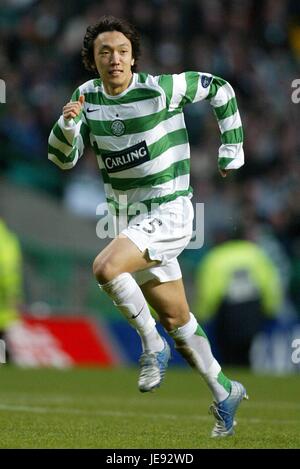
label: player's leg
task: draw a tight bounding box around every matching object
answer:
[141,278,232,401]
[141,277,248,436]
[93,235,166,372]
[93,234,158,283]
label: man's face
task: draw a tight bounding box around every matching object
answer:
[93,30,134,95]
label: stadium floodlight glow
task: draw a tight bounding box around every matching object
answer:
[0,79,6,103]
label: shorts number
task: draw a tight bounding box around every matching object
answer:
[142,217,162,234]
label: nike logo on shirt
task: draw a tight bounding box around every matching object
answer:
[86,107,100,113]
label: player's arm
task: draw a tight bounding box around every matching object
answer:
[48,89,90,170]
[205,75,244,178]
[162,72,244,177]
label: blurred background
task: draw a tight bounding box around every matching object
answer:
[1,0,300,372]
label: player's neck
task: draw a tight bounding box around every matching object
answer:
[103,73,133,96]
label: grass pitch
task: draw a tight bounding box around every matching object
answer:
[0,366,299,449]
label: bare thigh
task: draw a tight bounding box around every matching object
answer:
[141,278,190,331]
[93,234,159,283]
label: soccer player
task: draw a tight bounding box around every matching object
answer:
[48,16,248,437]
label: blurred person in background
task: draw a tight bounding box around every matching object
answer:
[194,235,283,366]
[0,218,23,362]
[48,15,248,438]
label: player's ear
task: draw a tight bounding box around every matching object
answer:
[131,58,135,66]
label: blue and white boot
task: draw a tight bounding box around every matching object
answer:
[138,338,171,393]
[210,381,248,437]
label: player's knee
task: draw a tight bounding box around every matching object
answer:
[93,256,119,284]
[163,317,179,331]
[159,311,189,331]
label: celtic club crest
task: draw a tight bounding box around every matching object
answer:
[111,119,126,136]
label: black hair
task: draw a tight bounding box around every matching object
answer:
[81,15,141,73]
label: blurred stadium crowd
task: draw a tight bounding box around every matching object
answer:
[0,0,300,315]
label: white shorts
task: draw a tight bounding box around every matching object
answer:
[121,196,194,285]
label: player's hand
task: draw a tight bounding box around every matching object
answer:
[63,95,85,121]
[219,168,232,178]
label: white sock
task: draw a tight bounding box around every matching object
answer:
[100,273,164,353]
[169,313,231,402]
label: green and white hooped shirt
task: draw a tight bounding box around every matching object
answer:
[48,72,244,213]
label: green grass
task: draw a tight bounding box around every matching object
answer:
[0,366,299,448]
